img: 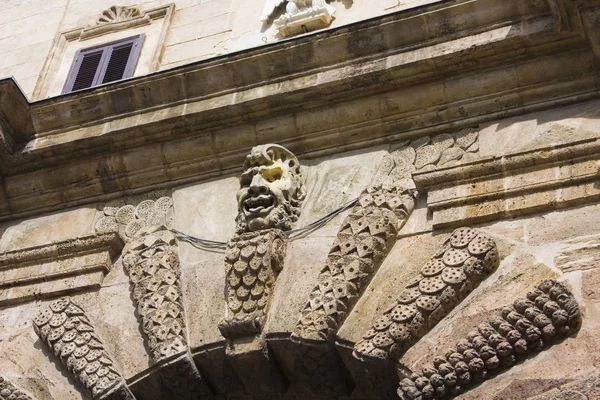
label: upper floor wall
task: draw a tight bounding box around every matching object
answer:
[0,0,441,100]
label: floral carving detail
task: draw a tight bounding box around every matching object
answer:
[122,227,186,362]
[398,280,581,399]
[0,377,33,400]
[354,227,500,363]
[94,191,174,242]
[291,185,416,343]
[33,298,134,400]
[218,229,287,339]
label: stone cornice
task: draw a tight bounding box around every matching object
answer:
[0,232,123,306]
[0,0,599,221]
[413,138,600,227]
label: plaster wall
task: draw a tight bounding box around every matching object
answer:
[0,0,440,99]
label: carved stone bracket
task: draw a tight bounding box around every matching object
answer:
[274,1,336,37]
[292,185,416,343]
[122,226,213,398]
[33,297,135,400]
[0,376,34,400]
[218,229,287,340]
[354,227,500,363]
[398,280,581,399]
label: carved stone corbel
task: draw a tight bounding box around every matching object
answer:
[33,297,135,400]
[0,376,34,400]
[122,226,213,399]
[398,280,581,399]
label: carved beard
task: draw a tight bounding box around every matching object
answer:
[235,190,301,234]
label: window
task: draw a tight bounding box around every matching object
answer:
[62,34,144,94]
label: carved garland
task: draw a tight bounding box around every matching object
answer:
[398,280,581,399]
[0,377,34,400]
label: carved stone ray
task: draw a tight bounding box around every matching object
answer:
[33,297,135,400]
[349,227,500,398]
[0,376,34,400]
[397,280,581,400]
[292,185,416,344]
[218,229,286,339]
[122,226,213,399]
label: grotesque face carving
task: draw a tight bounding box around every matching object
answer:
[236,144,305,233]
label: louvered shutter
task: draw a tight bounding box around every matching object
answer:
[62,34,144,94]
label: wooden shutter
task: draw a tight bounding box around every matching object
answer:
[62,34,144,94]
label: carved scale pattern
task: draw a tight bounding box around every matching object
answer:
[0,377,33,400]
[122,229,186,362]
[33,298,133,400]
[292,185,415,343]
[159,354,213,400]
[354,227,500,362]
[218,229,287,339]
[398,280,581,400]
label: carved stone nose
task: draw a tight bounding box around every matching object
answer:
[248,175,269,196]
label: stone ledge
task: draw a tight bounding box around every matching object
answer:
[413,138,600,228]
[0,232,123,306]
[0,0,599,222]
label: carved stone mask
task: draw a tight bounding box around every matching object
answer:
[235,144,305,233]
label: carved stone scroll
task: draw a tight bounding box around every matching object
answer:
[291,185,416,343]
[0,377,34,400]
[398,280,581,400]
[122,227,213,399]
[218,229,287,339]
[33,297,134,400]
[122,227,186,362]
[354,227,500,362]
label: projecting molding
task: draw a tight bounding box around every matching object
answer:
[0,232,123,305]
[413,138,600,228]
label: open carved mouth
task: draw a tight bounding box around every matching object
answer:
[244,195,276,215]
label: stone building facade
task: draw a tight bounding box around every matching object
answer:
[0,0,599,399]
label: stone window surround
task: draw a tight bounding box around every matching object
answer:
[32,3,175,100]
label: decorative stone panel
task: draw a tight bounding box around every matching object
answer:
[33,297,134,400]
[398,280,581,399]
[94,191,174,243]
[292,185,416,343]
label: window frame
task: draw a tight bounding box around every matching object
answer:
[62,34,145,94]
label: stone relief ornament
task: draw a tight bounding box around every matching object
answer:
[94,6,143,26]
[122,226,213,399]
[218,229,287,339]
[292,185,416,343]
[397,280,581,400]
[354,227,500,363]
[235,144,305,234]
[94,191,174,242]
[33,297,135,400]
[0,377,33,400]
[260,0,336,36]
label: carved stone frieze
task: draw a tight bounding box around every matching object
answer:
[33,297,134,400]
[354,227,500,362]
[0,377,34,400]
[94,191,173,243]
[122,227,186,363]
[218,229,287,339]
[292,185,416,343]
[397,280,581,400]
